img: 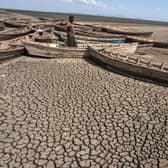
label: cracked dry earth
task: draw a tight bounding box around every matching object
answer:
[0,57,168,168]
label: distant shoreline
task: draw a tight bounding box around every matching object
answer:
[1,8,168,26]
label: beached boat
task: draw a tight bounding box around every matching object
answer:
[54,24,126,39]
[0,46,25,60]
[38,17,64,22]
[5,18,31,28]
[0,39,25,60]
[75,34,126,43]
[93,26,153,37]
[75,30,126,39]
[54,31,126,44]
[0,27,34,41]
[88,45,168,83]
[78,42,138,55]
[5,21,27,28]
[23,36,88,58]
[54,23,92,32]
[126,36,168,48]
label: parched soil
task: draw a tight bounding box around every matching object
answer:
[0,57,168,167]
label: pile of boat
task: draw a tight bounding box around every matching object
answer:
[0,16,168,83]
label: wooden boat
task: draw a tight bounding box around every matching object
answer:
[0,46,25,60]
[37,17,64,23]
[0,39,25,60]
[88,45,168,83]
[5,18,31,28]
[78,42,138,55]
[75,30,126,39]
[23,37,88,58]
[54,24,126,39]
[126,36,168,48]
[75,34,126,43]
[54,31,126,44]
[93,26,153,37]
[54,24,92,32]
[0,27,34,41]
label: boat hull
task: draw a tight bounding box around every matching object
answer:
[24,41,88,58]
[88,46,168,83]
[0,28,34,41]
[4,18,30,28]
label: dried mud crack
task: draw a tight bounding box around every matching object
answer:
[0,57,168,168]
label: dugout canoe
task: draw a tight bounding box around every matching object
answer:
[0,27,34,41]
[88,45,168,83]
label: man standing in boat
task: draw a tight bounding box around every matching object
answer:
[66,15,77,47]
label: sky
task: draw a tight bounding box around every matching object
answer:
[1,0,168,21]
